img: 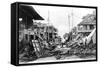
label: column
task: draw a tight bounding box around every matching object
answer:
[87,25,90,30]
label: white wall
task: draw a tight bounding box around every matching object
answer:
[0,0,99,68]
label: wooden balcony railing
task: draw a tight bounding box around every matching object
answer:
[77,29,93,33]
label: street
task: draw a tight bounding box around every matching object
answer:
[19,55,96,64]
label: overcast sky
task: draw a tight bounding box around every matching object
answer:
[31,5,95,39]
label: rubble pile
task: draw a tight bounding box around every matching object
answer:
[18,6,96,62]
[65,29,96,58]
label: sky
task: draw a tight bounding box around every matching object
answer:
[30,5,95,39]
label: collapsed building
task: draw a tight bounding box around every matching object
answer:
[18,5,96,61]
[18,5,59,61]
[65,11,97,57]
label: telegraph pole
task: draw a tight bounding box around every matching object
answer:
[72,9,73,29]
[68,14,70,32]
[47,10,50,41]
[48,10,50,24]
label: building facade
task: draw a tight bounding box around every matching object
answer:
[77,11,96,36]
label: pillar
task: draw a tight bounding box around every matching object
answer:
[87,25,90,30]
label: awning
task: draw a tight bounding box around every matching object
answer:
[19,5,44,20]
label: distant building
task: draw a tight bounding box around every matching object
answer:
[77,11,96,36]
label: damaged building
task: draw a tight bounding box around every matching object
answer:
[77,11,96,36]
[18,5,59,61]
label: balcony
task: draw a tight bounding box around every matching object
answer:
[77,29,93,33]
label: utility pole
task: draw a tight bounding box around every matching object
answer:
[68,14,70,32]
[71,9,74,29]
[47,10,50,41]
[48,10,50,24]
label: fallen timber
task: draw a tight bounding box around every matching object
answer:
[52,28,96,59]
